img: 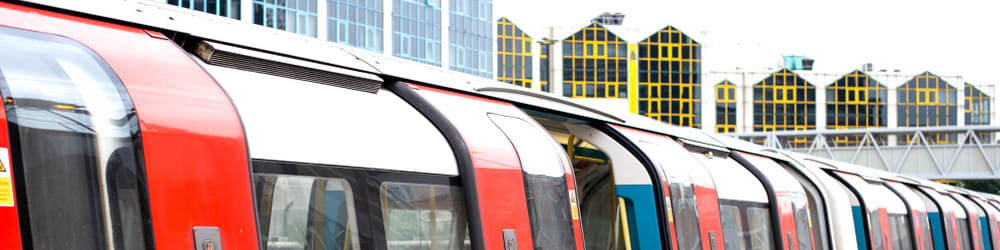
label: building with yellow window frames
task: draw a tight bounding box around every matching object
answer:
[495,15,703,128]
[494,14,993,146]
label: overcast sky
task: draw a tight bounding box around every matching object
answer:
[495,0,999,86]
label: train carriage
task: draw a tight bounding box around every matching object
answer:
[4,1,1000,250]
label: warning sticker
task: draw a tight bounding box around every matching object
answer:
[571,204,580,220]
[665,200,674,222]
[0,148,13,207]
[569,190,579,220]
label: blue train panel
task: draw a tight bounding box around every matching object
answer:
[982,216,993,250]
[853,206,870,250]
[616,185,663,250]
[929,212,946,250]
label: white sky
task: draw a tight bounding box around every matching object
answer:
[495,0,999,85]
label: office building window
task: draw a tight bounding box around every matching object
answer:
[327,0,384,52]
[496,17,531,88]
[753,68,816,147]
[167,0,240,18]
[716,80,737,133]
[897,71,958,144]
[826,70,887,146]
[392,0,442,66]
[253,0,318,37]
[449,0,493,78]
[637,25,702,127]
[561,23,628,99]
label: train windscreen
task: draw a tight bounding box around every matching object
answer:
[0,25,151,250]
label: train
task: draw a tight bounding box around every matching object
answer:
[0,1,999,250]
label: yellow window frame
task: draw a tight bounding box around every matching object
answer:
[584,42,606,58]
[774,86,796,103]
[915,89,939,105]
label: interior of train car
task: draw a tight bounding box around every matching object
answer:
[523,112,659,250]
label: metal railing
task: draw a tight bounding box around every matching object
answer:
[728,126,1000,180]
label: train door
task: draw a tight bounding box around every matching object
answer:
[911,186,948,250]
[778,161,832,250]
[968,195,999,250]
[920,187,969,250]
[986,199,1000,249]
[828,172,894,250]
[523,114,666,250]
[412,84,585,250]
[793,158,861,250]
[613,126,724,250]
[738,153,817,250]
[885,181,935,250]
[1,3,263,250]
[689,149,775,250]
[873,183,914,250]
[952,193,987,250]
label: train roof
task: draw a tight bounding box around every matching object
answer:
[25,0,997,202]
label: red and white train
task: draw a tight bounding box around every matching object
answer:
[0,1,999,250]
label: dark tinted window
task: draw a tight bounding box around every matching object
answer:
[638,140,703,250]
[780,163,829,250]
[0,26,150,250]
[382,182,468,250]
[958,218,973,250]
[489,115,575,249]
[255,175,361,249]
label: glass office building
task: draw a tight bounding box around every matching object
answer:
[169,0,493,71]
[449,0,492,78]
[327,0,384,52]
[167,0,240,18]
[392,0,442,66]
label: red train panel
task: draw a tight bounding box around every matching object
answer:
[0,3,259,249]
[413,84,537,249]
[0,89,21,250]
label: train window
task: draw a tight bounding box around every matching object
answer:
[780,163,830,250]
[740,154,814,250]
[380,182,469,250]
[720,205,748,250]
[874,185,912,250]
[489,114,576,250]
[952,194,984,250]
[957,218,973,250]
[909,186,939,250]
[255,175,361,250]
[634,140,703,250]
[691,151,772,250]
[828,172,878,250]
[747,206,774,249]
[922,188,965,250]
[0,26,151,249]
